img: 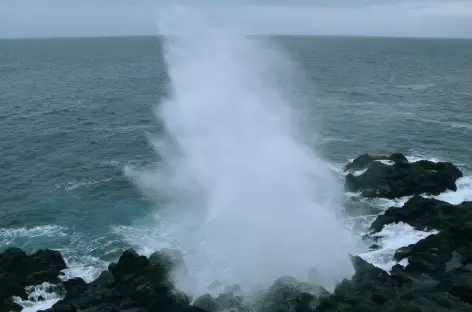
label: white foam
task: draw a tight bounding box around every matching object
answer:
[97,160,121,168]
[394,83,435,90]
[61,254,107,283]
[449,122,472,130]
[122,6,355,296]
[345,193,412,212]
[352,168,368,176]
[427,176,472,205]
[91,124,154,133]
[328,163,345,176]
[376,159,394,166]
[357,222,439,271]
[0,225,67,247]
[55,178,112,191]
[406,155,441,163]
[398,258,409,267]
[13,283,62,312]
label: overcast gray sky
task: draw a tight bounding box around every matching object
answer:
[1,0,471,39]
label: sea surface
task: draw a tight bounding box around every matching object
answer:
[1,35,472,309]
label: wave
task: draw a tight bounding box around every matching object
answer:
[357,222,438,271]
[54,178,112,191]
[91,125,154,133]
[0,226,110,277]
[449,122,472,130]
[424,176,472,205]
[0,225,67,247]
[393,83,435,90]
[341,153,472,272]
[13,283,61,312]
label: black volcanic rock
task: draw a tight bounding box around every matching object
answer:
[44,248,197,312]
[345,154,462,199]
[5,156,472,312]
[255,276,328,312]
[345,153,408,172]
[315,256,472,311]
[0,248,67,312]
[1,244,471,312]
[370,196,472,234]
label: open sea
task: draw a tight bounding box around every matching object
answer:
[1,35,472,310]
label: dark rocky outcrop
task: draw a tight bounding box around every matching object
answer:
[370,196,472,234]
[345,153,462,199]
[345,153,408,172]
[2,153,471,312]
[2,244,471,312]
[43,249,201,312]
[315,256,472,312]
[0,248,67,312]
[252,276,329,312]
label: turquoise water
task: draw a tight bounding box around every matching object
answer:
[1,36,472,281]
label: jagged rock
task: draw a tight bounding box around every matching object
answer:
[369,244,381,250]
[0,248,66,312]
[345,153,408,172]
[46,248,195,312]
[344,155,462,199]
[392,228,472,276]
[46,302,77,312]
[441,265,472,304]
[255,276,326,312]
[59,277,88,302]
[150,248,188,276]
[315,256,472,311]
[370,196,472,233]
[5,172,472,312]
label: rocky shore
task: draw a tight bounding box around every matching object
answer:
[1,153,471,312]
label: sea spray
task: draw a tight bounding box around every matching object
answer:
[123,6,355,296]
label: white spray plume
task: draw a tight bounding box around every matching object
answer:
[123,5,355,296]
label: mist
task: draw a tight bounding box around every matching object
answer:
[120,6,355,296]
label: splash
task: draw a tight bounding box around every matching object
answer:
[124,6,355,296]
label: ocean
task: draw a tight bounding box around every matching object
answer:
[1,35,472,309]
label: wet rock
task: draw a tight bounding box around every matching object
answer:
[369,244,381,250]
[370,196,472,233]
[315,254,472,311]
[255,276,327,312]
[0,248,66,312]
[345,153,408,172]
[48,248,194,312]
[345,155,462,199]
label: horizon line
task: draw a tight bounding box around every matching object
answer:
[1,33,472,41]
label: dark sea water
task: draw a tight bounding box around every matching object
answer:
[1,36,472,304]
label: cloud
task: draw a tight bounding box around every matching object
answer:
[0,0,471,38]
[156,1,472,37]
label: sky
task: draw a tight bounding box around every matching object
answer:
[0,0,471,39]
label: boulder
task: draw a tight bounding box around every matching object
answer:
[45,248,194,312]
[370,196,472,233]
[344,155,462,199]
[0,248,66,312]
[315,256,472,311]
[255,276,328,312]
[392,228,472,277]
[345,153,408,172]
